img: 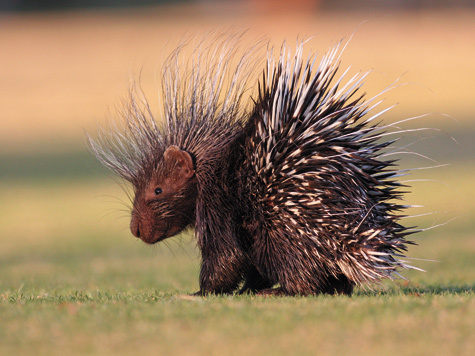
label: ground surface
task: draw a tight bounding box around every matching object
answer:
[0,4,474,356]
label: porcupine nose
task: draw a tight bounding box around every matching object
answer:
[130,216,140,238]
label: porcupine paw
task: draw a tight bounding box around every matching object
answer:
[257,287,285,297]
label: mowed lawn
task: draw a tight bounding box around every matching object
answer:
[1,5,474,356]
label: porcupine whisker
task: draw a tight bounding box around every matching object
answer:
[100,208,131,223]
[159,239,176,257]
[111,177,134,205]
[97,195,131,213]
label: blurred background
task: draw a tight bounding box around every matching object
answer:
[0,0,474,294]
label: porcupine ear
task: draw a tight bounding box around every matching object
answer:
[163,145,195,180]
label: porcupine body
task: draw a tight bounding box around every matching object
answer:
[90,36,417,296]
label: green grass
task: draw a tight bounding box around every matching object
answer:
[1,290,473,356]
[0,148,474,356]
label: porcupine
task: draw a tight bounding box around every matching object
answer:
[89,35,419,296]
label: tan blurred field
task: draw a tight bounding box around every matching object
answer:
[1,4,474,152]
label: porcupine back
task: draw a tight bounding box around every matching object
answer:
[240,42,415,295]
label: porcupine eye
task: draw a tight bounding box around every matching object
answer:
[154,188,162,195]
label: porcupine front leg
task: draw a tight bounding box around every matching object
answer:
[197,245,247,295]
[194,209,248,295]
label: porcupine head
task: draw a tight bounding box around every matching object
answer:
[129,145,197,244]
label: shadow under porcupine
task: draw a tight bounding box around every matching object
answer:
[89,35,422,296]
